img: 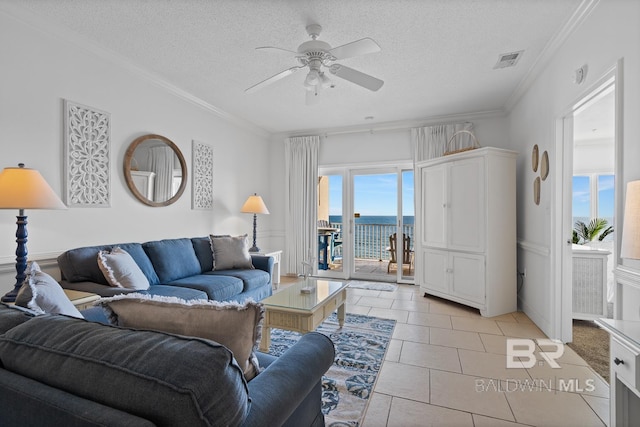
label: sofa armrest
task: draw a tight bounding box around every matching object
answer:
[250,255,274,276]
[242,332,334,427]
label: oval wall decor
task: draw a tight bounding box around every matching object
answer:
[540,151,549,181]
[533,177,541,205]
[532,145,539,172]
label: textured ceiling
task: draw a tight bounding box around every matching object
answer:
[7,0,583,135]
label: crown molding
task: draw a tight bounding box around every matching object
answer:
[272,108,507,140]
[505,0,600,111]
[0,3,270,139]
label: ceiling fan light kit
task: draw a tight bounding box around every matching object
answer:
[246,24,384,100]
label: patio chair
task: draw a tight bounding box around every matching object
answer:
[387,233,413,274]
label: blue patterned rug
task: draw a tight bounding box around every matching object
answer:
[267,313,396,427]
[347,281,398,292]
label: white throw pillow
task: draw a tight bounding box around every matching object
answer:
[209,235,254,270]
[97,247,150,290]
[15,261,83,318]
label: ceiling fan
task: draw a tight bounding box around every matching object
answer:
[245,24,384,102]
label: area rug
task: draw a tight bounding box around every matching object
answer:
[347,280,398,292]
[267,313,396,426]
[568,319,609,383]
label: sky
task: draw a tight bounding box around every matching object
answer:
[572,174,614,220]
[328,171,414,217]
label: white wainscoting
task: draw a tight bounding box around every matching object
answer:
[517,239,553,337]
[614,266,640,321]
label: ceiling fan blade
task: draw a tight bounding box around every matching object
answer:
[329,38,381,60]
[329,64,384,91]
[245,66,302,94]
[255,46,299,55]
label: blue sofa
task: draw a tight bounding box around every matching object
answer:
[0,303,335,426]
[57,237,274,302]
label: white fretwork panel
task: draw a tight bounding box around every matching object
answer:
[192,140,214,209]
[64,100,111,207]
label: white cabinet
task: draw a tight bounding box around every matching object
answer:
[596,319,640,427]
[423,157,486,252]
[415,147,517,317]
[423,249,485,305]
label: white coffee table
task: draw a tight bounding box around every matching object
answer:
[259,277,348,352]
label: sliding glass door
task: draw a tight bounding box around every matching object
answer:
[352,171,398,281]
[318,165,413,283]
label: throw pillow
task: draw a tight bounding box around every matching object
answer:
[97,247,150,290]
[15,261,83,318]
[97,294,264,380]
[209,234,254,271]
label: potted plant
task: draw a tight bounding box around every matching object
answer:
[572,218,614,245]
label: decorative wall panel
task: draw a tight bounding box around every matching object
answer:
[192,140,213,209]
[64,100,111,207]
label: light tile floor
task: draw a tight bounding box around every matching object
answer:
[345,284,610,427]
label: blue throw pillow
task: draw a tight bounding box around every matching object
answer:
[143,239,201,283]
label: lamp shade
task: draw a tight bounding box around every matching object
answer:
[621,180,640,260]
[0,165,66,210]
[241,194,270,215]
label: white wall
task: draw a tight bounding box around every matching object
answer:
[0,8,271,294]
[268,115,509,272]
[509,0,640,336]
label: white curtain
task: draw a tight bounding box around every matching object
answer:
[284,136,319,276]
[148,146,174,202]
[411,122,474,162]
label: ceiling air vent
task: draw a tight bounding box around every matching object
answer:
[494,50,524,69]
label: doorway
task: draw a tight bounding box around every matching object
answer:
[559,65,621,343]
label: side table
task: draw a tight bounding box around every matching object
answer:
[596,318,640,426]
[251,249,282,289]
[63,289,100,310]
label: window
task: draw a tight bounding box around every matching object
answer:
[572,176,590,220]
[572,174,614,242]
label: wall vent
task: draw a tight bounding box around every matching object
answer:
[494,50,524,69]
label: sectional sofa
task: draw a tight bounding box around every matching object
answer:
[57,236,274,302]
[0,236,334,426]
[0,303,335,426]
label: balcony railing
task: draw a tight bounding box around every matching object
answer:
[329,222,414,261]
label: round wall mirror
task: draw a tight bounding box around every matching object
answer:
[123,134,187,207]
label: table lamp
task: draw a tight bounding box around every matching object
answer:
[621,180,640,260]
[241,193,270,252]
[0,164,66,302]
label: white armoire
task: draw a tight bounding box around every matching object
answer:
[415,147,517,317]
